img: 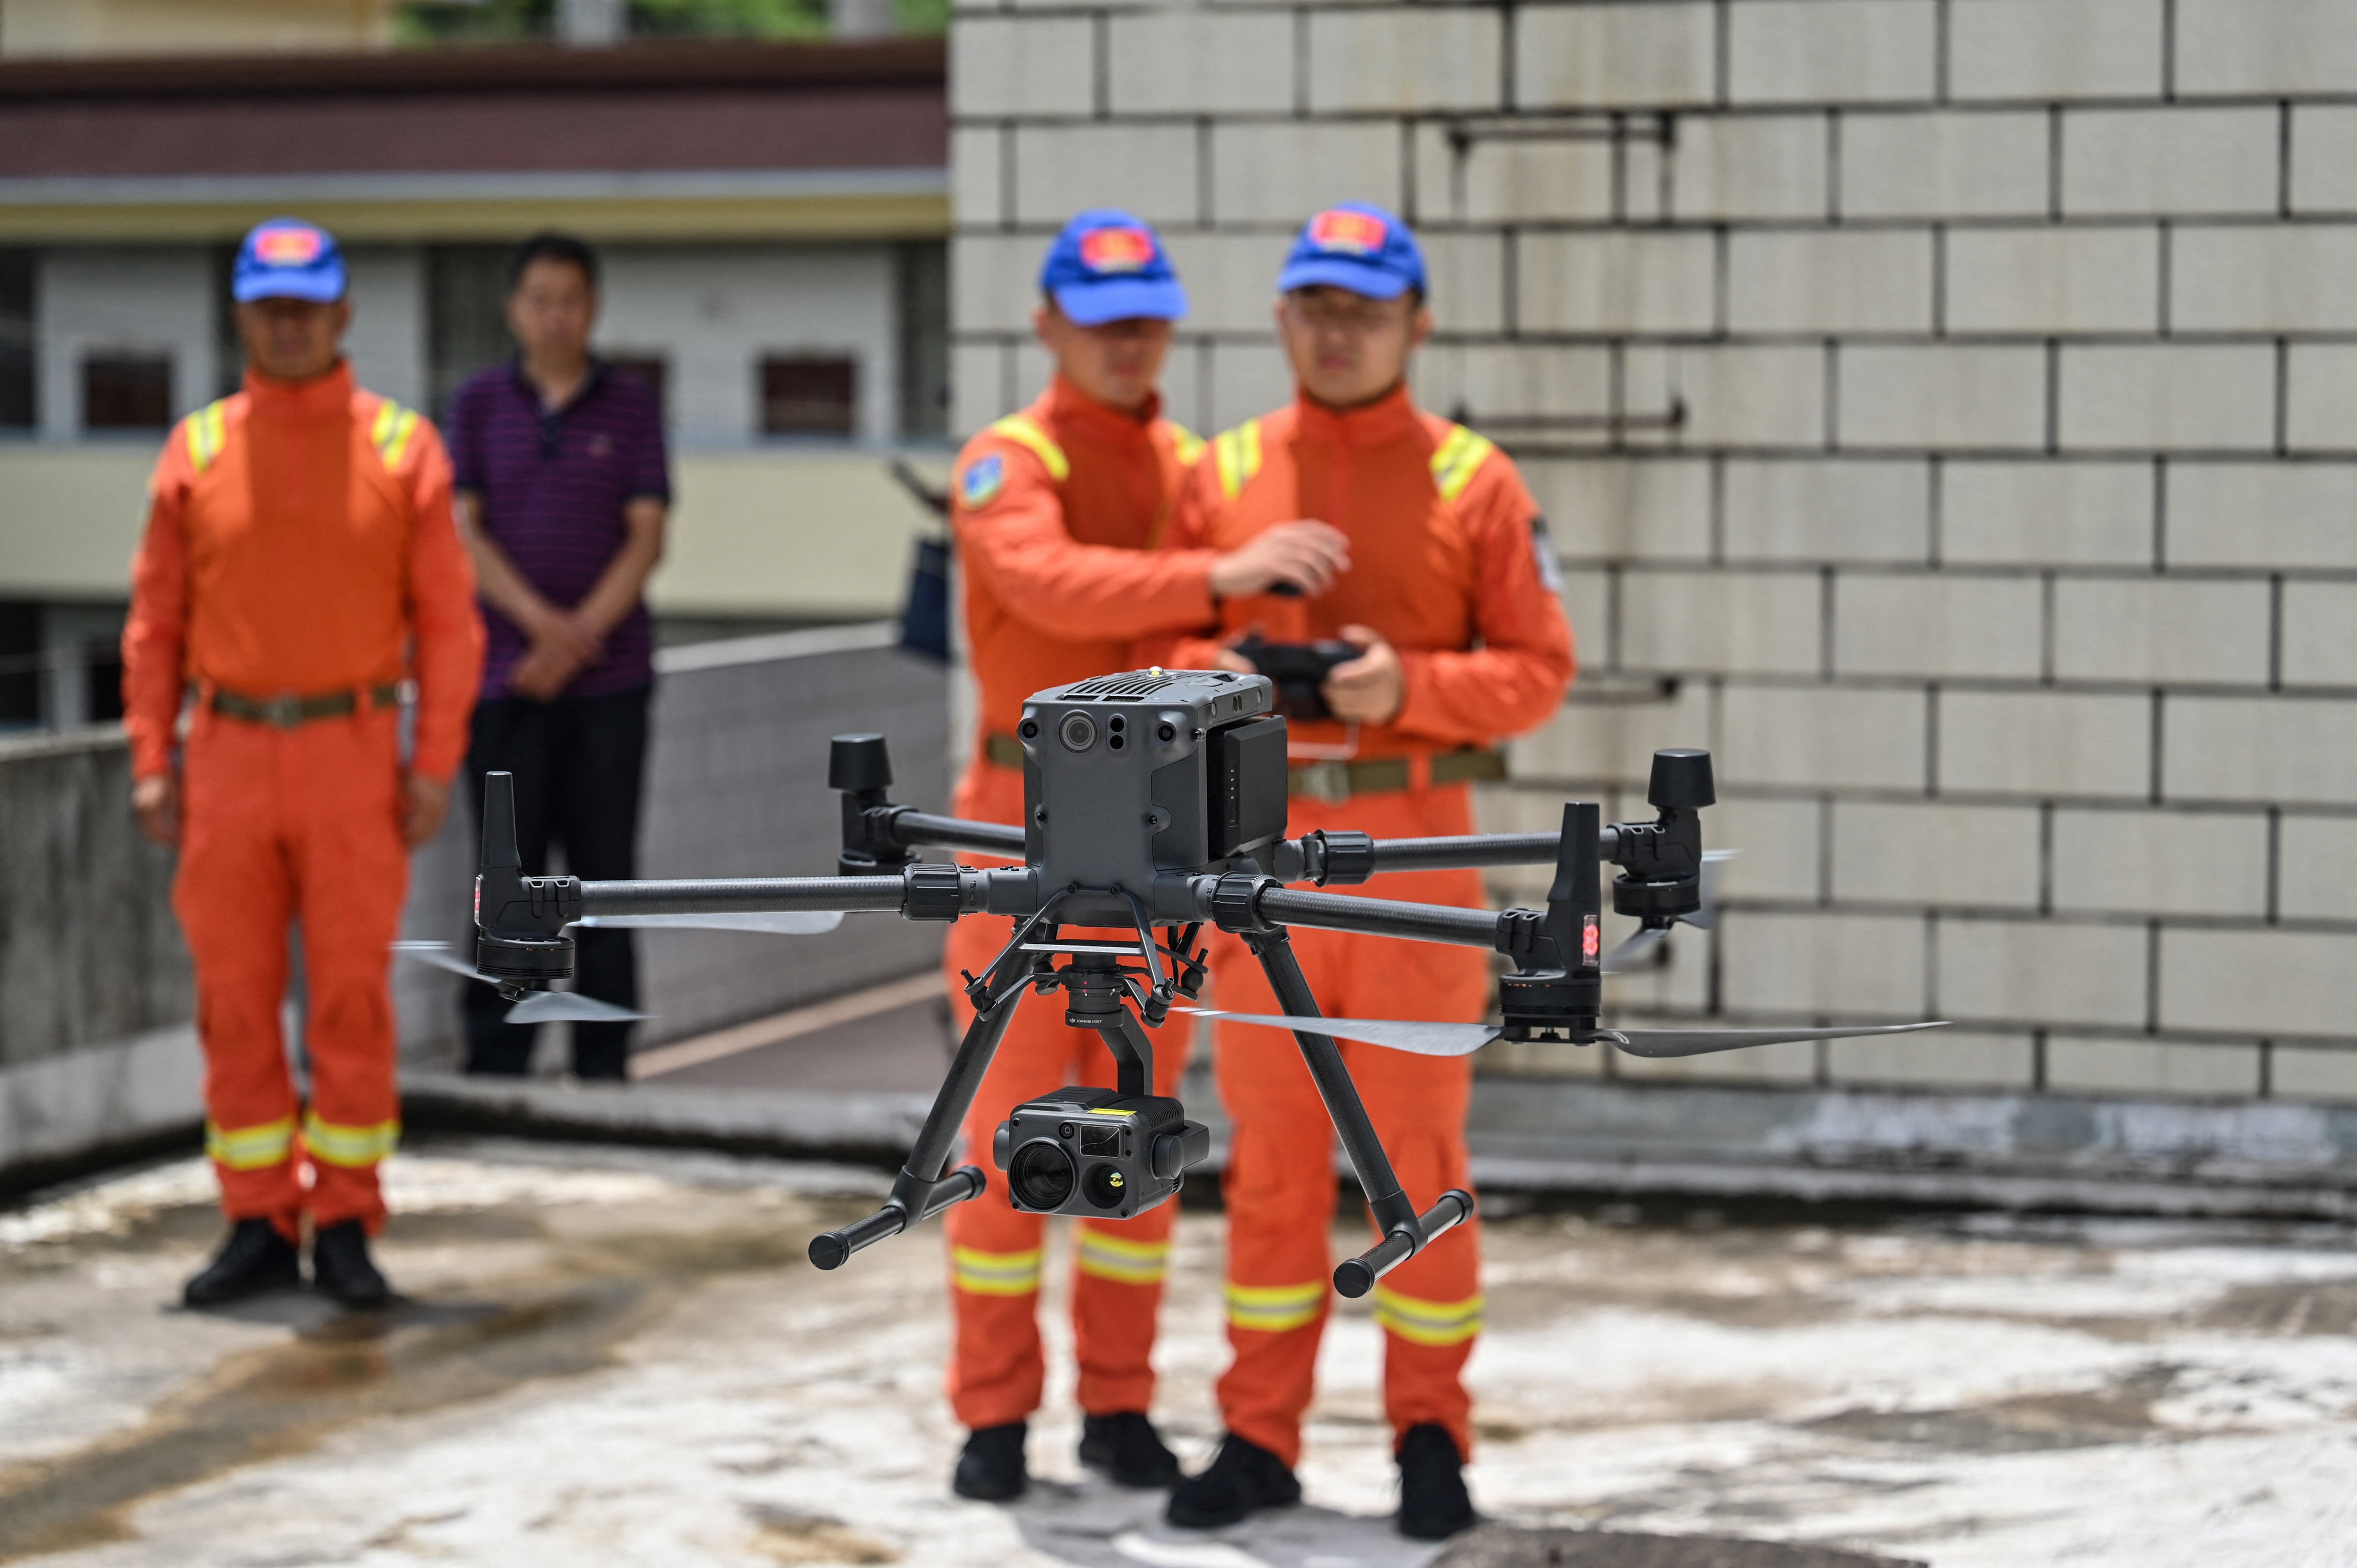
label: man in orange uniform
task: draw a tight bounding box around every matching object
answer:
[123,219,483,1310]
[941,210,1351,1502]
[1149,204,1574,1540]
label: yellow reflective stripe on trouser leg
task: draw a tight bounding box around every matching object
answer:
[1224,1278,1325,1333]
[1076,1229,1171,1285]
[952,1245,1044,1297]
[302,1112,401,1169]
[987,415,1071,482]
[205,1116,295,1171]
[1371,1285,1485,1347]
[1429,423,1497,503]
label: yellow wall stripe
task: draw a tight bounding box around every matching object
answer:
[988,414,1071,482]
[205,1115,294,1171]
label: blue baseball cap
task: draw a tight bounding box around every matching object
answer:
[1039,210,1187,326]
[1276,202,1426,300]
[231,218,346,304]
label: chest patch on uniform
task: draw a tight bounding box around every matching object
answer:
[961,452,1007,508]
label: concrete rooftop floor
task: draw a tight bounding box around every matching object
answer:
[2,1141,2355,1568]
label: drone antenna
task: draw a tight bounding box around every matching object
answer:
[1546,799,1604,978]
[481,770,521,871]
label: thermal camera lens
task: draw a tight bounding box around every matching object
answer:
[1009,1142,1077,1210]
[1082,1164,1127,1210]
[1058,712,1096,752]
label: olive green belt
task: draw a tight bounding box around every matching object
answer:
[982,732,1505,803]
[208,683,404,730]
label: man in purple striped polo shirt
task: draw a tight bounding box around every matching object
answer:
[449,231,669,1080]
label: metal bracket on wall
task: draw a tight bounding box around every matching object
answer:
[1441,111,1679,227]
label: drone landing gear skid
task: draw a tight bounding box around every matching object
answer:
[807,890,1468,1299]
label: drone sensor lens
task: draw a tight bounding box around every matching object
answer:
[1157,722,1176,742]
[1082,1164,1127,1210]
[1009,1141,1077,1210]
[1058,712,1096,752]
[1020,719,1039,740]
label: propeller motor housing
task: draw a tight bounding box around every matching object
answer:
[992,1086,1210,1219]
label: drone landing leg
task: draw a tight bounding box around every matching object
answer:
[808,983,1027,1269]
[1243,930,1475,1300]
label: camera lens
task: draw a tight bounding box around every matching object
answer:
[1082,1164,1128,1210]
[1157,722,1175,742]
[1019,719,1038,740]
[1009,1141,1076,1210]
[1108,715,1125,732]
[1058,712,1096,752]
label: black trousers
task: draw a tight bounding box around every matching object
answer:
[462,685,650,1079]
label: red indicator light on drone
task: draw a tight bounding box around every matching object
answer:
[473,875,481,925]
[1581,913,1601,963]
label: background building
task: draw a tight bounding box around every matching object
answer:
[0,17,951,730]
[953,0,2357,1110]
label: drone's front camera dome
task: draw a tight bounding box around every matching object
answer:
[1058,711,1097,752]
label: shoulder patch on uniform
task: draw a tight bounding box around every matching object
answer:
[1212,419,1264,501]
[1528,514,1566,596]
[1430,422,1497,503]
[960,451,1007,509]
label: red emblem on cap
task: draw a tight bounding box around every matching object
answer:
[1079,226,1156,275]
[1308,208,1387,257]
[253,226,323,266]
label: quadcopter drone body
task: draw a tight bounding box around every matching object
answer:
[467,668,1940,1298]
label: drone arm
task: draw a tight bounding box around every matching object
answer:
[1250,885,1505,950]
[886,810,1028,859]
[576,875,910,917]
[1279,826,1627,884]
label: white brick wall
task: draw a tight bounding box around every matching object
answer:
[953,0,2357,1102]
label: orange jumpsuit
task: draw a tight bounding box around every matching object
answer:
[941,373,1224,1430]
[123,363,483,1238]
[1151,384,1574,1467]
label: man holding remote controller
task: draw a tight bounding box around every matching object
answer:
[936,211,1352,1505]
[1148,203,1576,1540]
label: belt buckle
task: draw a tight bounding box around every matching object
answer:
[1294,760,1351,805]
[259,693,303,729]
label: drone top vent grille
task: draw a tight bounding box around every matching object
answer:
[1061,673,1174,700]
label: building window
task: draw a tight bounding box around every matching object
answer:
[760,355,856,438]
[427,244,512,421]
[82,354,173,431]
[604,354,668,426]
[895,241,948,441]
[0,251,32,429]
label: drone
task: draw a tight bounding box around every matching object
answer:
[459,668,1943,1299]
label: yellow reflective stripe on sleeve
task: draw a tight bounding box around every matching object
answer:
[1429,423,1497,503]
[1168,421,1205,469]
[1213,419,1263,501]
[185,401,229,473]
[952,1245,1044,1297]
[1224,1278,1325,1333]
[988,414,1071,483]
[1076,1229,1171,1285]
[204,1116,295,1171]
[302,1112,401,1169]
[369,400,421,471]
[1371,1285,1485,1347]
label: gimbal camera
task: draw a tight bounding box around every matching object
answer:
[469,668,1941,1298]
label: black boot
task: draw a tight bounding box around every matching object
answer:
[1395,1423,1475,1541]
[1079,1411,1181,1489]
[182,1218,300,1307]
[310,1220,392,1309]
[953,1421,1028,1502]
[1166,1432,1301,1529]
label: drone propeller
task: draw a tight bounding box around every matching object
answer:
[1179,1008,1945,1060]
[392,941,651,1025]
[573,911,845,935]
